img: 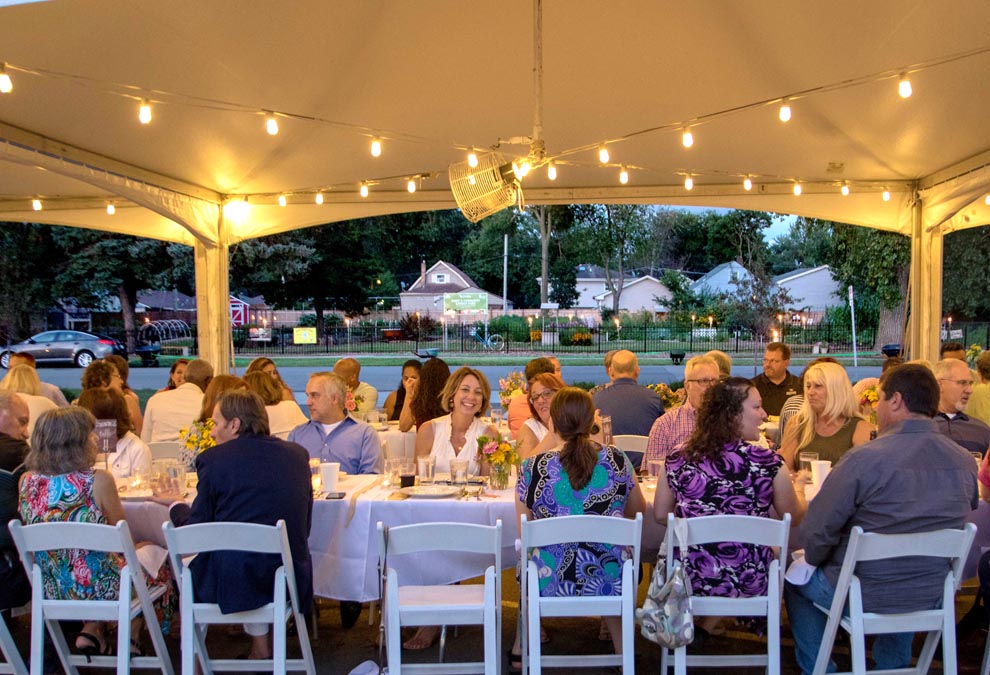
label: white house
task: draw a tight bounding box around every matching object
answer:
[594,275,673,313]
[690,261,753,295]
[399,260,510,313]
[538,263,637,309]
[773,265,842,310]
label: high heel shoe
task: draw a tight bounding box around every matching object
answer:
[75,632,112,662]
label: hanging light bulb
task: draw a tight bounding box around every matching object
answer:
[277,194,287,207]
[138,100,152,125]
[681,127,694,148]
[743,177,753,191]
[0,64,12,94]
[106,203,116,215]
[223,197,251,223]
[315,192,324,205]
[778,98,792,123]
[898,72,912,99]
[370,137,382,157]
[407,178,417,193]
[512,159,531,179]
[619,166,629,184]
[359,182,369,198]
[882,188,891,202]
[684,175,694,191]
[985,194,990,206]
[31,198,41,211]
[598,145,609,164]
[467,149,479,168]
[793,183,802,196]
[265,112,279,135]
[841,183,850,196]
[547,162,557,181]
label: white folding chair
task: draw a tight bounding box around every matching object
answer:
[0,603,28,675]
[8,519,174,675]
[612,434,649,469]
[659,513,791,675]
[811,524,977,675]
[162,520,316,675]
[377,519,502,675]
[520,512,643,675]
[148,441,182,460]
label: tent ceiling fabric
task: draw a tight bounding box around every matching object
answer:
[0,0,989,366]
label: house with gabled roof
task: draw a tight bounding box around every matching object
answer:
[773,265,842,310]
[399,260,510,313]
[594,275,673,313]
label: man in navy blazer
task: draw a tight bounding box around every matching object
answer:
[173,389,313,660]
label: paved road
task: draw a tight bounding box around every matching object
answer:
[37,363,882,408]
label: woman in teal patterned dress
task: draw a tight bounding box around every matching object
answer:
[513,386,646,661]
[19,407,175,658]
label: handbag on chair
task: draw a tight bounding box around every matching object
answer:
[636,517,694,648]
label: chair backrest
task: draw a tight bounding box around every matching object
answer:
[149,441,181,460]
[612,435,649,453]
[377,520,502,574]
[520,513,643,579]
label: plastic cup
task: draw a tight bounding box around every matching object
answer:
[417,455,436,485]
[320,462,340,492]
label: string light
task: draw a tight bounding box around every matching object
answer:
[106,203,115,215]
[359,182,369,198]
[370,137,382,157]
[793,183,802,196]
[547,162,557,181]
[264,112,278,135]
[512,159,531,179]
[598,145,609,164]
[315,192,324,205]
[407,178,417,193]
[0,64,12,94]
[743,177,753,191]
[898,72,912,99]
[31,198,41,211]
[277,194,287,207]
[841,183,850,196]
[985,194,990,206]
[882,188,891,202]
[619,166,629,184]
[467,150,479,168]
[684,175,693,191]
[223,197,250,224]
[778,98,792,123]
[681,127,694,148]
[138,100,152,125]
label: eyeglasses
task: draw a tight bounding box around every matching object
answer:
[530,390,557,403]
[939,378,974,387]
[763,358,784,365]
[686,378,718,387]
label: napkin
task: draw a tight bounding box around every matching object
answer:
[784,549,817,585]
[135,544,168,578]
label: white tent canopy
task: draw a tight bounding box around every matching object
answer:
[0,0,988,369]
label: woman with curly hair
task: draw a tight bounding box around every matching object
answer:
[400,357,450,432]
[653,377,805,634]
[246,357,294,401]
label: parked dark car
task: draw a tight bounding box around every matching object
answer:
[0,330,126,368]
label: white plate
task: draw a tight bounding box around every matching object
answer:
[398,486,461,499]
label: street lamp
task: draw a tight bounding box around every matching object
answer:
[527,316,534,342]
[690,314,696,352]
[415,311,421,350]
[345,318,351,349]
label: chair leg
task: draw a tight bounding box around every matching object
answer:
[849,626,868,675]
[439,625,447,662]
[673,645,687,675]
[982,618,990,675]
[45,619,78,675]
[0,611,27,675]
[915,630,940,675]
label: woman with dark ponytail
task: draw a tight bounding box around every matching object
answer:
[514,386,645,658]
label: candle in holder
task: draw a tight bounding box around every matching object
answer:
[309,458,322,494]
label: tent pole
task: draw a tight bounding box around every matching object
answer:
[193,213,232,374]
[907,194,944,363]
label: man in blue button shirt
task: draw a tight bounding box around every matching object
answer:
[288,372,382,475]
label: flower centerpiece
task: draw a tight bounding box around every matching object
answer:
[344,390,365,413]
[178,418,215,469]
[477,434,520,490]
[967,344,983,368]
[646,382,685,409]
[859,384,879,426]
[498,371,527,408]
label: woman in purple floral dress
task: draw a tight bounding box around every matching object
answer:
[653,377,805,630]
[513,387,646,662]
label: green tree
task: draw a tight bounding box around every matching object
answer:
[943,227,990,320]
[768,218,834,275]
[570,204,651,313]
[0,223,58,340]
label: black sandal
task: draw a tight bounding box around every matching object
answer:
[506,648,523,674]
[75,632,112,662]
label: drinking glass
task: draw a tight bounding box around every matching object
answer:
[417,455,436,485]
[383,458,401,488]
[798,451,819,476]
[645,459,662,488]
[399,462,416,488]
[309,458,322,494]
[600,415,613,446]
[450,459,469,486]
[491,409,503,427]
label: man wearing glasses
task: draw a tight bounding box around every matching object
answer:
[933,358,990,457]
[751,342,802,417]
[644,355,720,464]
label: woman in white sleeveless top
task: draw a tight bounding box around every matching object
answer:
[415,366,498,475]
[516,372,566,461]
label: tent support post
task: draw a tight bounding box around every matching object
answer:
[193,223,232,375]
[907,196,944,363]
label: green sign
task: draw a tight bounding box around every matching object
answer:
[444,291,488,312]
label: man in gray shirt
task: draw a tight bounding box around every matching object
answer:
[784,364,978,675]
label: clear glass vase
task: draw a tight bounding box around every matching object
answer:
[489,463,510,491]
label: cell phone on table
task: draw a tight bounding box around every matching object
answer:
[324,491,346,499]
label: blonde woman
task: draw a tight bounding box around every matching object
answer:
[779,361,872,469]
[0,364,57,438]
